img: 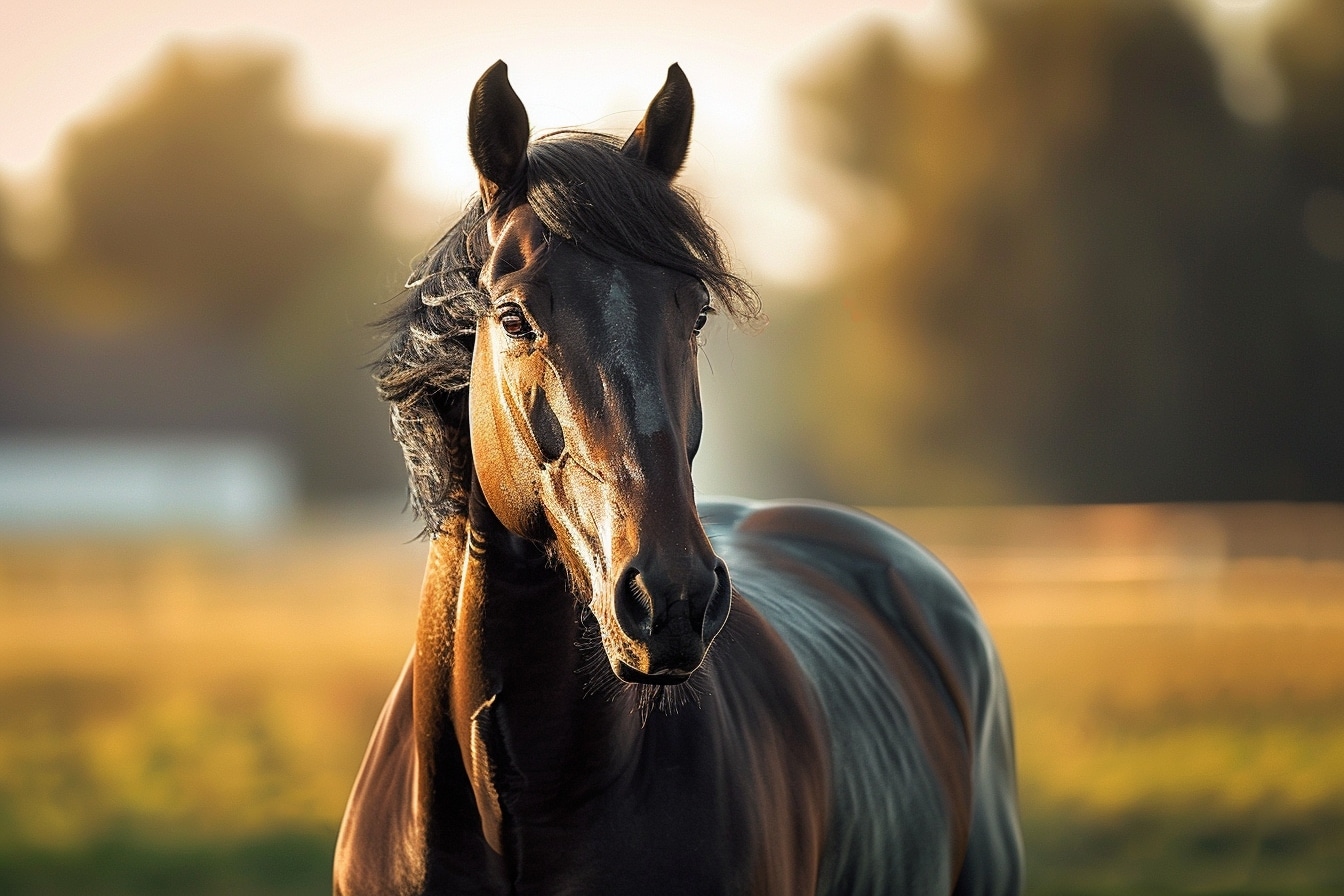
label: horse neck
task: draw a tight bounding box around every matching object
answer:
[413,481,640,816]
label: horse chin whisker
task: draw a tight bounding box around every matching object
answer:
[572,608,712,721]
[631,652,715,724]
[574,611,628,704]
[633,676,703,725]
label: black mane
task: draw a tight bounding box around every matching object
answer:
[374,130,762,536]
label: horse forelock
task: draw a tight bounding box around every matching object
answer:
[375,130,761,538]
[522,132,760,324]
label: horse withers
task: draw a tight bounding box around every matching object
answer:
[334,61,1023,896]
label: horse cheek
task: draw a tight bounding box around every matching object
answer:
[468,336,546,538]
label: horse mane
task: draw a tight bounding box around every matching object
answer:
[374,130,762,536]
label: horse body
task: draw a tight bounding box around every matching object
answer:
[335,61,1022,895]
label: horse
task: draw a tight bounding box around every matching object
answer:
[334,61,1023,896]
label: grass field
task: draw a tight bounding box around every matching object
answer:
[2,503,1342,894]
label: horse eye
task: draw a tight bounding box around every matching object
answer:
[693,304,713,335]
[498,306,534,339]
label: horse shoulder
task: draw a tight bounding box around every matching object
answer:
[717,498,1000,716]
[696,598,834,894]
[333,649,426,896]
[708,498,1022,894]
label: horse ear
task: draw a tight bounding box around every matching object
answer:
[469,61,530,206]
[622,64,694,180]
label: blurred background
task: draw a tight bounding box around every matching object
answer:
[2,0,1342,892]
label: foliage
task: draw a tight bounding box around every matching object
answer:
[0,41,419,498]
[52,44,388,335]
[763,0,1344,504]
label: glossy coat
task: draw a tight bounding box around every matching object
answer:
[335,61,1023,896]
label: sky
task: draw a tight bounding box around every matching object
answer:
[1,0,1281,281]
[1,0,972,181]
[0,0,979,282]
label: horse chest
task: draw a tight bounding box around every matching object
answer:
[464,682,829,896]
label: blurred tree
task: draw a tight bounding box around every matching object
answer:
[0,41,418,499]
[0,193,15,318]
[769,0,1344,504]
[1272,0,1344,498]
[51,43,391,335]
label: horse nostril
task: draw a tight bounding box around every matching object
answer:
[698,560,732,642]
[613,566,654,639]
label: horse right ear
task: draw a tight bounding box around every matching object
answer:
[469,61,530,206]
[622,63,694,180]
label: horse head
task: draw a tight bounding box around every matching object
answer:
[461,62,743,685]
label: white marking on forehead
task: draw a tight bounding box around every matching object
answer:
[601,269,664,438]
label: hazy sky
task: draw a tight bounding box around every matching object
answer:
[2,0,1278,280]
[1,1,971,179]
[3,1,984,280]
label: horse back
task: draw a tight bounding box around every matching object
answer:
[701,498,1023,896]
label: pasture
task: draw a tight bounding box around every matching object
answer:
[1,504,1341,894]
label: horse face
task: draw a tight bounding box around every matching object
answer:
[461,62,730,684]
[469,204,730,684]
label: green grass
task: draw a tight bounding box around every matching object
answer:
[1022,807,1344,895]
[2,506,1343,893]
[3,811,1341,896]
[0,830,335,896]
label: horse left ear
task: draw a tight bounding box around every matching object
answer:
[622,64,694,180]
[469,60,531,206]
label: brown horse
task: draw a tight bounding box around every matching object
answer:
[334,61,1023,896]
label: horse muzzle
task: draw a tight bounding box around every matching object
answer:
[606,556,732,684]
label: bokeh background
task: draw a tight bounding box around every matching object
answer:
[2,0,1342,893]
